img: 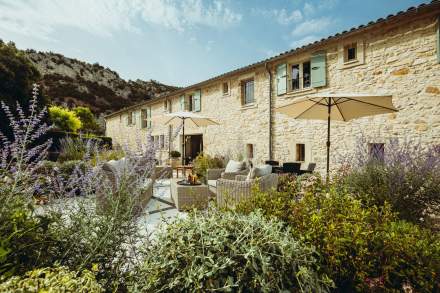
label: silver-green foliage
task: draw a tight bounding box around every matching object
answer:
[0,266,103,293]
[131,210,333,292]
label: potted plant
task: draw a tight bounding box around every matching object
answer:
[170,150,181,168]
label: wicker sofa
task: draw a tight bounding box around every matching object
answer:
[216,173,278,208]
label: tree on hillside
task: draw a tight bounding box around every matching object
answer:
[73,106,102,134]
[0,40,47,138]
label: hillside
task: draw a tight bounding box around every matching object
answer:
[25,50,178,114]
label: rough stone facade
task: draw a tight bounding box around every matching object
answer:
[106,8,440,174]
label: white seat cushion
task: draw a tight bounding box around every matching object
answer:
[207,180,217,188]
[225,160,245,173]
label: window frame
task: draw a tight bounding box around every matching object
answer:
[222,81,230,96]
[246,143,254,159]
[288,60,311,92]
[127,111,134,126]
[295,143,306,162]
[368,143,385,162]
[344,42,358,62]
[241,78,255,105]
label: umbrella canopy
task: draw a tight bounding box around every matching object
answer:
[154,111,219,165]
[276,93,398,175]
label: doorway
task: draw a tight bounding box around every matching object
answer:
[184,134,203,164]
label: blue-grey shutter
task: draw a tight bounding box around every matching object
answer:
[311,52,327,88]
[179,95,185,111]
[276,63,287,95]
[193,90,201,112]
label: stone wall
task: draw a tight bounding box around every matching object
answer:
[272,15,440,174]
[106,13,440,174]
[106,67,271,165]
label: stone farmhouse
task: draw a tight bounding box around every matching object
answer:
[105,1,440,174]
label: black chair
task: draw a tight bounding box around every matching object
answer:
[265,160,279,166]
[298,163,316,175]
[282,162,301,174]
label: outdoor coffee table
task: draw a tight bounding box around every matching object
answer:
[170,178,209,211]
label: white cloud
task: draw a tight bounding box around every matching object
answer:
[290,17,333,37]
[0,0,242,40]
[253,8,302,25]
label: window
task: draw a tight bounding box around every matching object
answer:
[187,95,193,111]
[222,82,229,95]
[163,100,171,113]
[246,144,254,159]
[289,61,311,91]
[296,144,305,162]
[303,61,311,88]
[242,79,254,105]
[141,107,152,129]
[344,43,357,62]
[159,135,165,149]
[127,112,134,126]
[291,64,300,91]
[369,143,385,162]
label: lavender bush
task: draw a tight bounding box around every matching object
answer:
[339,138,440,226]
[0,84,162,290]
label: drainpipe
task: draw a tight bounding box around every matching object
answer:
[265,62,273,160]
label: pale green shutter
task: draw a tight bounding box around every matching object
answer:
[148,107,152,128]
[311,52,326,88]
[437,16,440,63]
[276,63,287,95]
[193,90,201,112]
[135,111,139,128]
[180,95,185,111]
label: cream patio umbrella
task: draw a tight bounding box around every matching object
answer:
[276,93,398,175]
[156,111,219,165]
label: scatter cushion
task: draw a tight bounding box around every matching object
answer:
[207,180,217,188]
[225,160,245,173]
[255,165,272,177]
[246,168,257,181]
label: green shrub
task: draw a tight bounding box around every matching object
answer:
[0,195,60,277]
[73,106,102,134]
[49,106,82,133]
[236,185,440,291]
[90,148,125,166]
[193,153,224,182]
[0,266,102,292]
[57,136,88,162]
[169,150,181,158]
[131,210,333,292]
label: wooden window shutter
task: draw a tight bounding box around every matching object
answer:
[179,95,185,111]
[193,90,201,112]
[276,63,287,95]
[311,52,327,88]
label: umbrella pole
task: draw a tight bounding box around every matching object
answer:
[326,101,331,178]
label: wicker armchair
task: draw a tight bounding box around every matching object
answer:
[216,173,278,208]
[96,159,154,216]
[206,168,249,196]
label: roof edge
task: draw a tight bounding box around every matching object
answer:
[105,0,440,119]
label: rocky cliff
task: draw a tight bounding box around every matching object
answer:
[25,50,178,114]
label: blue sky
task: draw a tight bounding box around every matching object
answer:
[0,0,428,87]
